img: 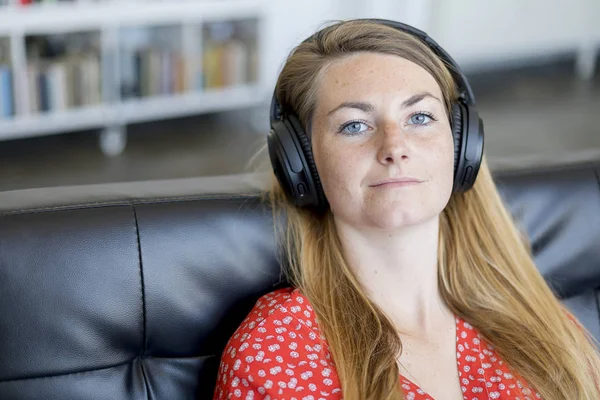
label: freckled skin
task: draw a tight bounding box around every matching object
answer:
[310,52,455,231]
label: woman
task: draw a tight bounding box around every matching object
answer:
[213,19,600,400]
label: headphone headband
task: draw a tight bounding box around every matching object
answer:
[270,18,476,124]
[367,19,476,104]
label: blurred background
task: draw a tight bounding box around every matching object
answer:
[0,0,598,192]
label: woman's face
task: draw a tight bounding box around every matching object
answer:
[310,52,455,230]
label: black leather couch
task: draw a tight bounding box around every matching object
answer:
[0,163,599,400]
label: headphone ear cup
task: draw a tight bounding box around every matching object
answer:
[450,101,485,193]
[267,122,295,200]
[287,115,328,209]
[451,103,464,192]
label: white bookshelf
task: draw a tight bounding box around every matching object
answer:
[0,0,270,155]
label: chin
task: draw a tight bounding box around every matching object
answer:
[364,207,430,231]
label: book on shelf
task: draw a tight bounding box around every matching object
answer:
[121,47,186,100]
[201,19,258,90]
[25,32,102,114]
[27,54,102,114]
[202,38,254,90]
[0,65,13,118]
[0,39,13,119]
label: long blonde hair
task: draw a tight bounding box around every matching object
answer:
[267,20,600,399]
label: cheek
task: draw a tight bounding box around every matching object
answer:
[314,142,364,205]
[317,151,353,198]
[432,136,456,193]
[415,133,455,196]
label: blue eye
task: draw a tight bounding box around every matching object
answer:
[409,112,435,126]
[340,120,369,135]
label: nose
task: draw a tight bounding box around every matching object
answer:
[376,122,410,165]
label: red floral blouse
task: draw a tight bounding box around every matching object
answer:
[213,287,541,400]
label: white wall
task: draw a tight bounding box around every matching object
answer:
[428,0,598,71]
[261,0,341,91]
[263,0,599,77]
[260,0,438,90]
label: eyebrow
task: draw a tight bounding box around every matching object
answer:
[326,91,442,117]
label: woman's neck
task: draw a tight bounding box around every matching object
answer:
[334,215,452,338]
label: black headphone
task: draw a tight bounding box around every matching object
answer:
[268,19,484,210]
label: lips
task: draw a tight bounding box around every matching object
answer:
[370,178,423,187]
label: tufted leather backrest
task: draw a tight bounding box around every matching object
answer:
[0,164,598,399]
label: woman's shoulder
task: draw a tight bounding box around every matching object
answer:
[255,286,315,321]
[222,286,326,355]
[214,287,341,399]
[232,286,320,337]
